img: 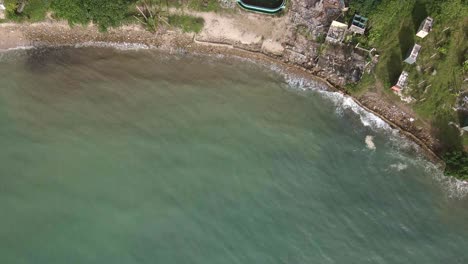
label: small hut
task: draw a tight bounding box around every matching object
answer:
[416,17,433,39]
[326,21,348,44]
[349,15,368,35]
[404,44,422,64]
[391,71,409,92]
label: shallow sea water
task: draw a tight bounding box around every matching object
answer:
[0,47,467,263]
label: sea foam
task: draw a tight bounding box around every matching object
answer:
[74,41,151,50]
[281,74,468,199]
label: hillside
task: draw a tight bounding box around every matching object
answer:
[344,0,468,179]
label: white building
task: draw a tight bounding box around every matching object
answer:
[404,44,422,64]
[416,17,433,39]
[391,71,409,92]
[326,21,348,44]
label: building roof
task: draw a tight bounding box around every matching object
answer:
[396,71,409,89]
[352,15,368,29]
[326,21,348,43]
[404,44,422,64]
[418,17,433,33]
[349,14,368,34]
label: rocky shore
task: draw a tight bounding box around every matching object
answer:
[0,16,442,164]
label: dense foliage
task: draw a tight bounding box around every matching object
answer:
[51,0,136,31]
[3,0,51,21]
[444,151,468,180]
[3,0,206,32]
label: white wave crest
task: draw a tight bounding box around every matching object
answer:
[428,164,468,199]
[318,90,392,131]
[0,45,35,52]
[280,73,324,90]
[0,46,35,53]
[74,41,151,50]
[390,163,408,171]
[281,74,468,199]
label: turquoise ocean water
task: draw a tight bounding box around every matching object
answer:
[0,47,467,263]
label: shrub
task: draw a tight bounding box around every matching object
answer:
[444,151,468,180]
[51,0,137,31]
[4,0,50,21]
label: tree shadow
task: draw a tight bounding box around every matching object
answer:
[432,113,463,154]
[398,23,414,59]
[386,50,402,85]
[412,0,428,32]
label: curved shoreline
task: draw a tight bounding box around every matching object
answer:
[0,21,445,166]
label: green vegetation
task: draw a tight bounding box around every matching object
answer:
[168,14,204,33]
[133,0,171,32]
[463,134,468,149]
[3,0,209,31]
[51,0,135,31]
[165,0,222,12]
[4,0,136,29]
[348,0,468,179]
[187,0,220,12]
[444,151,468,180]
[4,0,50,21]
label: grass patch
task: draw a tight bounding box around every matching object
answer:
[345,73,374,95]
[168,14,204,33]
[51,0,136,31]
[463,134,468,149]
[187,0,220,12]
[4,0,51,22]
[23,0,51,21]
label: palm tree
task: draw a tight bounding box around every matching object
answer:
[134,0,170,32]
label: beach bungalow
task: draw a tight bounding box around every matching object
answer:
[416,17,433,39]
[404,44,422,64]
[349,14,368,35]
[325,21,348,44]
[391,71,409,92]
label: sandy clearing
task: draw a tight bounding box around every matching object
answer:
[171,9,288,54]
[0,24,31,50]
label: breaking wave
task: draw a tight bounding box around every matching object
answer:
[74,41,151,50]
[282,74,468,199]
[0,45,35,52]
